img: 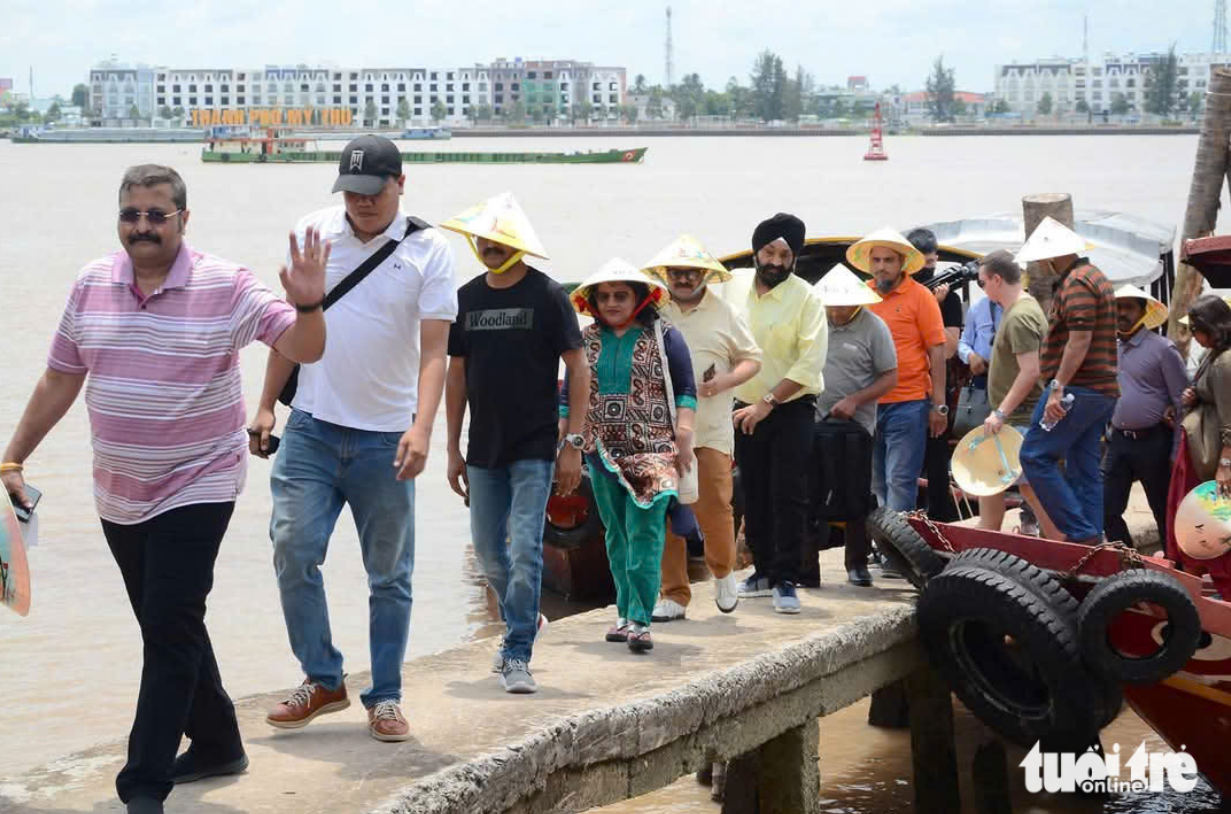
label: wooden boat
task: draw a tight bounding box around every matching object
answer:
[201,131,646,165]
[882,511,1231,796]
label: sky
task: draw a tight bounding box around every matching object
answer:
[0,0,1215,99]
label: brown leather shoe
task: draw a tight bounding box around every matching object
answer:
[266,679,350,729]
[367,700,410,742]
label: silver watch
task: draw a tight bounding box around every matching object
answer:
[564,433,585,450]
[1221,458,1231,469]
[932,403,950,416]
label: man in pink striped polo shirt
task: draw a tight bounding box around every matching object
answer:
[0,164,329,814]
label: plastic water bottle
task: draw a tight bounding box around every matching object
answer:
[1040,393,1076,432]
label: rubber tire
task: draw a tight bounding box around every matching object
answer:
[1077,569,1203,685]
[918,564,1113,750]
[866,506,946,590]
[542,472,604,549]
[951,548,1123,728]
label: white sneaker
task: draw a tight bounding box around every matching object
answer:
[651,598,687,622]
[714,573,739,613]
[492,613,549,673]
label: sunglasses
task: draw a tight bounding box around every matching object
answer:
[666,269,703,280]
[118,208,182,225]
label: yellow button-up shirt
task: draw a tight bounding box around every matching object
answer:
[661,289,762,455]
[722,271,828,406]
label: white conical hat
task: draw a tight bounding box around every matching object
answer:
[439,192,549,259]
[846,227,926,275]
[641,234,732,283]
[1014,217,1093,266]
[571,258,669,316]
[1113,284,1168,330]
[951,425,1024,497]
[813,265,882,306]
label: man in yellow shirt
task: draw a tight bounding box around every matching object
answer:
[727,213,828,614]
[642,236,762,622]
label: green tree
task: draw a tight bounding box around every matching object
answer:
[725,77,753,118]
[430,99,446,124]
[71,83,89,109]
[1145,43,1179,117]
[830,97,848,119]
[511,99,527,124]
[703,89,731,117]
[1111,93,1130,115]
[171,105,184,120]
[44,102,62,123]
[749,50,788,121]
[952,97,968,118]
[925,55,956,122]
[475,103,493,123]
[992,99,1011,115]
[364,99,379,125]
[127,104,141,121]
[1188,91,1204,118]
[1036,92,1053,115]
[671,72,705,121]
[646,88,665,120]
[158,105,173,120]
[1076,99,1090,113]
[574,99,593,124]
[785,65,814,122]
[633,74,647,94]
[396,97,411,126]
[621,103,639,124]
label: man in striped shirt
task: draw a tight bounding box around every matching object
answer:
[1017,218,1119,545]
[0,165,328,814]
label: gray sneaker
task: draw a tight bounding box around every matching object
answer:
[738,572,773,598]
[772,580,801,614]
[493,614,549,673]
[499,659,538,694]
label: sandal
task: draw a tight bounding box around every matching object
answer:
[627,626,653,652]
[605,618,630,642]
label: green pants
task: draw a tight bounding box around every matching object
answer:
[589,470,670,627]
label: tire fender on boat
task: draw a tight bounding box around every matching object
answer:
[1077,568,1203,685]
[866,506,946,590]
[918,564,1118,750]
[543,471,604,549]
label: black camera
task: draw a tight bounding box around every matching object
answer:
[921,259,982,291]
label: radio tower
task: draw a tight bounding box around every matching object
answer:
[1216,0,1228,53]
[664,6,675,89]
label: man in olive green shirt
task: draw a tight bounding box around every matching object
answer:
[977,250,1057,536]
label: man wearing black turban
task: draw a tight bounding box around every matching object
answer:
[730,213,827,614]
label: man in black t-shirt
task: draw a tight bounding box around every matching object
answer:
[441,194,590,695]
[908,228,963,523]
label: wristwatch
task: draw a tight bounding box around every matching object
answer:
[564,433,585,450]
[993,408,1008,421]
[762,392,780,408]
[1220,458,1231,469]
[1049,379,1065,393]
[931,402,950,416]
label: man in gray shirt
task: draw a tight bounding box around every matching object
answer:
[1104,285,1188,548]
[812,267,898,585]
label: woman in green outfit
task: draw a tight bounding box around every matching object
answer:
[561,259,697,652]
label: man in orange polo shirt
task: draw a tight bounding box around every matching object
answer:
[847,228,948,515]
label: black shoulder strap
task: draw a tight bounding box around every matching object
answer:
[322,216,428,310]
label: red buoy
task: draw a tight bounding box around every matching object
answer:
[864,102,888,161]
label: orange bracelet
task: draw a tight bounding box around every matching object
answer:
[0,463,23,473]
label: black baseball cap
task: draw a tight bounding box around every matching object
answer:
[332,135,403,195]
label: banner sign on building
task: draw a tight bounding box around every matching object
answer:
[190,108,353,127]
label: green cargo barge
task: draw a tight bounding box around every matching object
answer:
[201,134,647,165]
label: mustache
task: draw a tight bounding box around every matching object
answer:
[128,234,161,244]
[483,247,504,256]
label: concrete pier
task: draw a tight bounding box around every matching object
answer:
[0,564,924,814]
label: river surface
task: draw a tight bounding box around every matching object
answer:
[0,134,1224,811]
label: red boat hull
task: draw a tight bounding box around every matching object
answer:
[908,518,1231,796]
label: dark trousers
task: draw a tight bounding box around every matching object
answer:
[923,433,958,521]
[102,501,243,803]
[1102,425,1173,548]
[734,397,814,584]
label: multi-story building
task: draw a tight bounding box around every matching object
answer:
[993,50,1231,116]
[94,58,624,127]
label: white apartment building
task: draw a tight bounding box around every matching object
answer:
[92,59,622,127]
[993,50,1231,116]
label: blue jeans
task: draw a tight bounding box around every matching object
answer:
[466,459,553,663]
[1020,384,1117,541]
[270,409,415,708]
[872,399,931,512]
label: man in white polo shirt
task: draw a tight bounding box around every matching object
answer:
[247,136,457,743]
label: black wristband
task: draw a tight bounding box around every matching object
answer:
[294,300,324,313]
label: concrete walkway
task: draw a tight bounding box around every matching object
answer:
[0,558,920,814]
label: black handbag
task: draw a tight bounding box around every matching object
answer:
[811,419,875,521]
[952,384,992,439]
[278,216,429,406]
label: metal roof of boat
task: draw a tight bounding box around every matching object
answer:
[921,210,1175,287]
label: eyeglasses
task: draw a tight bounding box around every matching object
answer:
[118,208,182,225]
[666,269,703,280]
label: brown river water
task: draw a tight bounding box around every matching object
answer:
[0,134,1225,811]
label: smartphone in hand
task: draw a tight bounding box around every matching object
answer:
[11,483,42,523]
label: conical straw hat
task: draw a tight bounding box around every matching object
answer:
[439,192,549,259]
[845,227,926,276]
[951,425,1024,497]
[1113,284,1168,330]
[813,265,882,306]
[641,234,731,283]
[1174,481,1231,560]
[572,258,669,316]
[1014,217,1093,266]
